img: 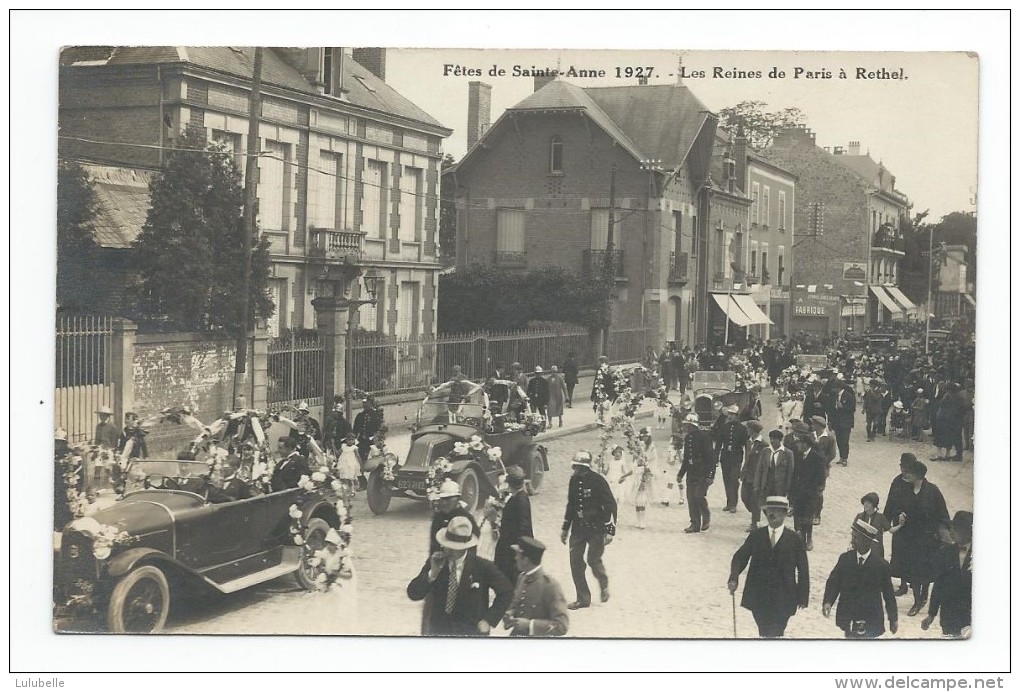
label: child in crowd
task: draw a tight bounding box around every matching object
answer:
[854,492,892,560]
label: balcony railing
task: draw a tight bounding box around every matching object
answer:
[668,251,689,284]
[583,249,626,280]
[872,230,906,253]
[308,229,365,263]
[495,250,527,267]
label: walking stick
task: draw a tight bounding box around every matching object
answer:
[731,591,738,638]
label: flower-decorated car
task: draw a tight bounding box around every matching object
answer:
[53,457,348,634]
[682,370,762,427]
[364,378,548,516]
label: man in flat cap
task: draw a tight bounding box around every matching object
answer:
[822,519,898,638]
[714,404,749,514]
[923,510,973,637]
[678,413,716,533]
[728,496,810,638]
[561,450,617,609]
[502,537,569,637]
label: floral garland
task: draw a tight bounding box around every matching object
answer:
[425,434,506,502]
[594,365,666,475]
[369,439,400,482]
[287,466,354,591]
[425,456,455,502]
[67,516,138,560]
[59,452,89,519]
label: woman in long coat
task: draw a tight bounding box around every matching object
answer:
[886,458,949,616]
[932,383,966,461]
[546,365,568,427]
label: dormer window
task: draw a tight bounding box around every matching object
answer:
[549,136,563,174]
[322,48,335,94]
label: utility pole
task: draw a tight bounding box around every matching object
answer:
[925,226,934,354]
[602,165,617,357]
[233,47,264,408]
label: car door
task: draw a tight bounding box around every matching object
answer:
[173,499,253,572]
[243,487,304,557]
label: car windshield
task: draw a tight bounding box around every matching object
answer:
[123,459,213,494]
[692,371,736,392]
[419,379,489,425]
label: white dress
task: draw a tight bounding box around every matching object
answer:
[476,517,499,562]
[603,452,634,507]
[636,442,660,506]
[336,442,362,481]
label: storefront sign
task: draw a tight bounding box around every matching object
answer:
[843,262,867,281]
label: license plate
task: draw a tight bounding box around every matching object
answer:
[397,479,426,492]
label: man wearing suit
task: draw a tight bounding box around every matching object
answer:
[271,436,311,492]
[494,467,533,584]
[502,537,569,637]
[428,480,479,556]
[923,510,973,637]
[739,420,767,527]
[677,414,716,534]
[810,415,837,526]
[728,496,810,638]
[209,457,252,503]
[561,450,617,610]
[750,429,794,532]
[822,519,899,638]
[715,405,749,514]
[407,516,513,636]
[829,374,857,467]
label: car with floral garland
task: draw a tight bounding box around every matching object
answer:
[53,456,351,634]
[364,378,548,515]
[684,371,762,426]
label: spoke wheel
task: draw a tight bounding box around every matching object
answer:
[366,467,391,515]
[295,517,331,591]
[107,565,170,634]
[456,468,481,515]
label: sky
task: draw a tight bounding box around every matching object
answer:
[385,49,978,221]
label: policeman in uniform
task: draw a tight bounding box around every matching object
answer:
[678,413,717,533]
[502,537,569,637]
[560,450,617,610]
[715,404,749,513]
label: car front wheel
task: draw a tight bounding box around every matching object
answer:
[295,517,332,591]
[107,564,170,633]
[366,467,391,515]
[456,467,481,514]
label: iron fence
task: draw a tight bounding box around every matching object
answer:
[267,332,325,409]
[55,313,114,444]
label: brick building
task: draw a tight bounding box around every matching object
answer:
[447,78,721,347]
[59,46,451,339]
[761,128,913,335]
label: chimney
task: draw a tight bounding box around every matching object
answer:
[276,47,325,86]
[848,140,861,156]
[534,73,555,93]
[733,125,748,191]
[467,81,492,151]
[773,125,815,147]
[352,47,386,81]
[637,76,649,86]
[833,146,845,155]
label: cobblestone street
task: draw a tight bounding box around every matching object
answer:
[166,391,973,638]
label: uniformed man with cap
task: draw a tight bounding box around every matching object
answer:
[809,415,836,526]
[561,450,617,609]
[678,413,716,533]
[715,404,749,513]
[823,519,898,638]
[502,537,569,637]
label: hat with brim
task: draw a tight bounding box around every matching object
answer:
[437,479,461,499]
[951,510,973,532]
[55,428,68,441]
[810,415,828,427]
[297,402,310,412]
[571,453,594,469]
[511,536,546,564]
[744,420,763,434]
[852,518,880,543]
[505,465,526,485]
[96,406,113,415]
[723,404,739,415]
[436,516,479,550]
[533,366,543,373]
[681,413,700,427]
[790,420,812,435]
[761,496,790,512]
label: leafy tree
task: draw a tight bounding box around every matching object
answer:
[438,153,457,268]
[130,130,274,332]
[56,160,101,310]
[718,100,806,150]
[900,210,976,304]
[438,264,613,333]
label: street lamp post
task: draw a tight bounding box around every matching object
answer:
[343,271,386,422]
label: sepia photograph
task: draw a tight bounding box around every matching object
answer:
[10,8,1011,682]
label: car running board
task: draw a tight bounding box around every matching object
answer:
[208,549,302,594]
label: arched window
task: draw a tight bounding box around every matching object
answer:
[549,136,563,174]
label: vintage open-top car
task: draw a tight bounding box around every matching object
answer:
[54,458,344,634]
[683,371,762,427]
[364,379,548,515]
[794,354,831,370]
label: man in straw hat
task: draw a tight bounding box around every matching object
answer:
[93,405,120,450]
[561,450,616,609]
[728,496,810,638]
[502,537,569,637]
[677,413,716,534]
[822,519,898,638]
[429,479,479,556]
[407,515,513,636]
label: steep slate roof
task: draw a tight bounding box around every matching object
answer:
[62,46,446,131]
[833,154,897,193]
[83,164,155,249]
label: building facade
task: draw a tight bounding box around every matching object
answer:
[448,79,720,348]
[762,128,912,335]
[59,46,451,339]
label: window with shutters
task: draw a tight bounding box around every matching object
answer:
[750,240,759,277]
[750,182,760,224]
[258,140,290,232]
[778,245,786,285]
[362,159,388,237]
[691,215,698,256]
[722,231,731,278]
[398,281,420,338]
[590,208,610,250]
[211,129,244,178]
[496,208,526,265]
[399,166,423,241]
[762,186,770,227]
[761,242,770,284]
[778,190,787,230]
[314,151,345,229]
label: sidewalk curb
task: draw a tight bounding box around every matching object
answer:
[533,408,655,444]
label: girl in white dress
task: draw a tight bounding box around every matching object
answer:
[635,428,660,527]
[603,445,634,512]
[336,434,362,486]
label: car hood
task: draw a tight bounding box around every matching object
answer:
[411,424,480,442]
[87,491,203,532]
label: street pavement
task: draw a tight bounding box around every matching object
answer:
[162,387,973,638]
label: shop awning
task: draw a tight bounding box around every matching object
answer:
[870,285,903,316]
[712,293,753,327]
[885,286,917,315]
[731,293,774,325]
[964,293,976,307]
